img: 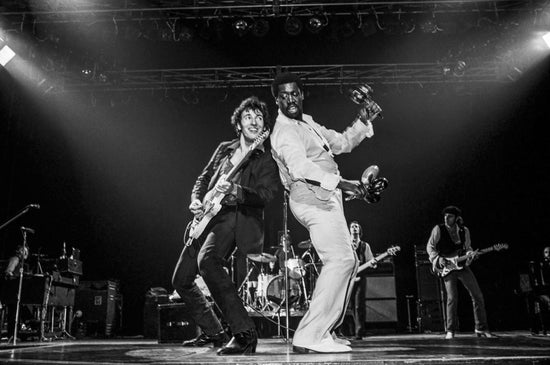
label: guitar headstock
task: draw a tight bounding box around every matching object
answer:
[251,129,270,150]
[387,246,401,256]
[493,243,509,251]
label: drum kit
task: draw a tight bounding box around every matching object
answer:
[240,239,322,313]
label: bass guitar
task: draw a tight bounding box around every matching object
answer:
[184,130,270,246]
[432,243,509,278]
[355,245,400,281]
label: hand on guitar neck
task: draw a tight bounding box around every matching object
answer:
[354,245,400,282]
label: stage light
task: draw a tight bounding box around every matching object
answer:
[339,17,358,38]
[0,45,16,67]
[307,15,327,34]
[81,68,93,80]
[543,32,550,49]
[251,19,270,37]
[233,19,249,36]
[284,17,303,36]
[453,60,467,77]
[179,25,194,42]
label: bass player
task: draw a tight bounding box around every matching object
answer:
[171,96,280,355]
[426,205,494,339]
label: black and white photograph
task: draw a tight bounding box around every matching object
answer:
[0,1,549,364]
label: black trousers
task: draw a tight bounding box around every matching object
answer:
[172,211,255,335]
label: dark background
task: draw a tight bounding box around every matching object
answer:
[1,18,549,335]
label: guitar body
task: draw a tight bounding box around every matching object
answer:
[433,256,465,278]
[188,190,224,239]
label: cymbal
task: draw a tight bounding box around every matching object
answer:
[247,253,277,263]
[297,239,312,249]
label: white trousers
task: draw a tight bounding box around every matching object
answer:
[289,186,358,346]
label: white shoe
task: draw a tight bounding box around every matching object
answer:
[475,330,495,338]
[293,338,352,353]
[331,332,351,346]
[445,331,454,340]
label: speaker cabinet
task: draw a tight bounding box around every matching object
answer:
[417,299,445,332]
[74,280,120,337]
[366,299,397,322]
[415,246,444,332]
[157,303,199,343]
[364,260,397,324]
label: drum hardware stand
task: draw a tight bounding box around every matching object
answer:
[39,274,54,341]
[237,261,255,307]
[405,295,415,333]
[281,191,291,342]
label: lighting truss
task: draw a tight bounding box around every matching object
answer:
[0,1,546,25]
[52,62,509,93]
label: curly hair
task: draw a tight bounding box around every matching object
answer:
[271,72,304,98]
[230,96,271,136]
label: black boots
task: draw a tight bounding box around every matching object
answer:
[217,328,257,355]
[182,330,228,347]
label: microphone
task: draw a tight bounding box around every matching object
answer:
[28,204,40,209]
[20,226,35,234]
[456,216,464,228]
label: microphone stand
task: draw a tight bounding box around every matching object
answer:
[282,191,290,342]
[12,229,30,346]
[0,205,34,232]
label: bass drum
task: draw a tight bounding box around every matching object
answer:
[266,275,301,306]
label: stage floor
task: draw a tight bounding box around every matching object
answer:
[0,332,549,364]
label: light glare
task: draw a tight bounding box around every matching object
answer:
[543,32,550,49]
[0,45,16,67]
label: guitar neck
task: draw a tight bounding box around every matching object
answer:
[357,252,390,274]
[224,132,268,182]
[456,247,494,263]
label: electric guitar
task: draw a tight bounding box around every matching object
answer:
[432,243,509,278]
[355,245,400,281]
[184,130,270,246]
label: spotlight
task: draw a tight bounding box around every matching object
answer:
[506,66,523,82]
[233,19,249,36]
[252,19,270,37]
[284,17,303,36]
[179,25,194,42]
[339,17,358,38]
[543,32,550,49]
[0,44,16,67]
[307,14,327,34]
[453,60,467,77]
[81,68,93,80]
[420,19,441,34]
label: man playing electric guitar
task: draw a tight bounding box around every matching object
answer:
[345,221,400,338]
[171,96,280,355]
[426,205,494,340]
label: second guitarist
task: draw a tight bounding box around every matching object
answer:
[348,221,376,340]
[426,205,494,340]
[172,96,280,355]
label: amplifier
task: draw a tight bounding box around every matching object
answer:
[58,258,83,275]
[157,303,199,343]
